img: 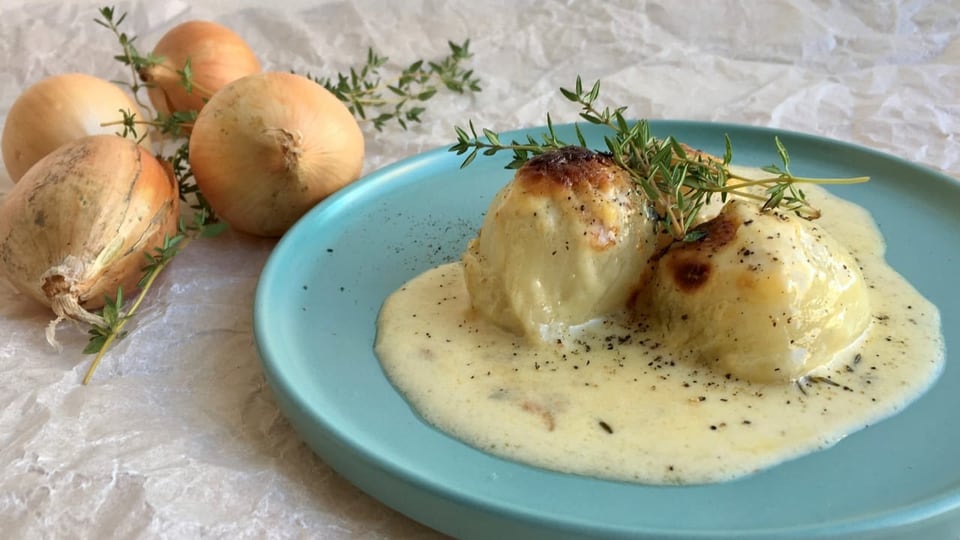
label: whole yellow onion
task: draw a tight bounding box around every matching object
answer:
[1,73,153,182]
[141,20,261,116]
[189,72,365,237]
[0,135,179,346]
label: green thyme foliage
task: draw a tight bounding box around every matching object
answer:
[451,76,869,240]
[94,6,162,104]
[759,137,812,215]
[96,7,201,140]
[81,211,224,383]
[451,114,573,169]
[86,7,229,380]
[167,140,219,220]
[83,289,127,355]
[306,40,481,131]
[92,5,481,381]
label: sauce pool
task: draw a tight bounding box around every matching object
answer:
[374,185,945,484]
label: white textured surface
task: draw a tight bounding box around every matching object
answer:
[0,0,958,537]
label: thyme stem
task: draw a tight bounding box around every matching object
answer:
[100,116,195,135]
[81,235,188,384]
[83,209,221,384]
[94,6,155,113]
[86,6,221,381]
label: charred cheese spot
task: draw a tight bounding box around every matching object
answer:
[669,259,712,292]
[514,147,636,250]
[517,146,624,193]
[663,210,743,292]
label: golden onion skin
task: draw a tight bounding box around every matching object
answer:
[1,73,153,183]
[189,72,364,237]
[0,135,179,317]
[143,20,261,116]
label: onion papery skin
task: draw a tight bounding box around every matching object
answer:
[189,72,365,237]
[143,20,261,116]
[1,73,153,183]
[0,135,179,328]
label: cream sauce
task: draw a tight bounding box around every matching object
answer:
[375,185,945,484]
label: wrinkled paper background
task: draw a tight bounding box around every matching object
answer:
[1,0,958,537]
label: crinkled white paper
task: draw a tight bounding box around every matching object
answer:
[1,0,958,537]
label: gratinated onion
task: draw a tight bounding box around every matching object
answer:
[0,135,179,346]
[1,73,153,183]
[189,71,365,237]
[142,20,261,116]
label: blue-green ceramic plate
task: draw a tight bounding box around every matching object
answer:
[254,121,960,539]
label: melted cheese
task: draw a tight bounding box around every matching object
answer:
[462,146,660,341]
[647,198,872,382]
[375,184,944,485]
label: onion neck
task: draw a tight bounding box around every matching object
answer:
[265,128,303,173]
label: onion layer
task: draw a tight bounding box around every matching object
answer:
[142,20,261,116]
[189,72,365,237]
[0,135,179,345]
[1,73,152,183]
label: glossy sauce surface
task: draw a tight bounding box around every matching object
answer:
[375,185,944,484]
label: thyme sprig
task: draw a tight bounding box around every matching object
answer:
[94,7,161,113]
[103,108,196,141]
[450,77,869,241]
[306,40,481,131]
[82,6,222,382]
[96,7,205,143]
[81,210,222,384]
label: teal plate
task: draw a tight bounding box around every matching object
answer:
[253,121,960,539]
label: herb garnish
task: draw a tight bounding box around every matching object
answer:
[305,40,481,131]
[450,77,869,241]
